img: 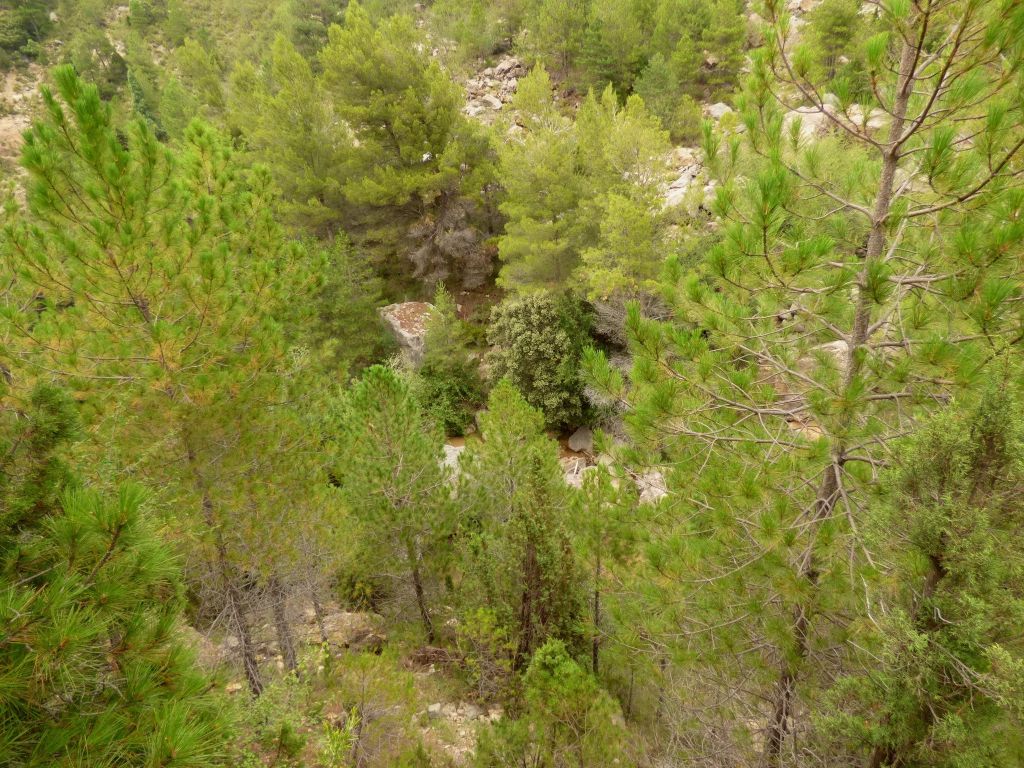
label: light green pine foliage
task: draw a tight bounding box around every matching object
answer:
[0,385,227,767]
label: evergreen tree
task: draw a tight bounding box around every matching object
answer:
[331,366,453,643]
[413,283,485,436]
[2,68,316,695]
[229,35,350,233]
[517,0,589,74]
[318,1,497,285]
[475,639,633,767]
[307,234,393,375]
[498,75,669,295]
[486,293,591,429]
[458,382,584,663]
[820,387,1024,767]
[587,0,1024,761]
[0,385,227,767]
[497,66,586,290]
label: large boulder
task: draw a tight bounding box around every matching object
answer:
[782,107,833,141]
[567,426,594,453]
[707,102,733,120]
[380,301,434,366]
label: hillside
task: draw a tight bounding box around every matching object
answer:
[2,1,1024,767]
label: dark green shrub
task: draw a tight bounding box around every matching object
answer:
[485,292,592,429]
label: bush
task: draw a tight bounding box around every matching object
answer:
[456,608,518,702]
[475,639,633,767]
[485,292,591,429]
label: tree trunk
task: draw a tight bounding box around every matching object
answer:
[763,465,839,765]
[311,587,329,645]
[592,551,602,675]
[762,34,920,765]
[227,569,263,697]
[516,537,539,668]
[184,434,263,696]
[270,575,299,676]
[406,540,435,643]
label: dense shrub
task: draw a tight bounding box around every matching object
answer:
[475,639,633,767]
[485,292,592,428]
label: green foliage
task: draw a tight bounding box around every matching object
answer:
[819,388,1024,766]
[647,0,746,100]
[2,65,322,697]
[805,0,871,85]
[429,0,524,62]
[456,608,518,701]
[498,74,669,295]
[413,284,485,436]
[309,1,497,283]
[229,34,349,232]
[308,234,393,375]
[583,0,1024,760]
[579,0,645,92]
[635,53,703,142]
[475,639,633,767]
[516,0,588,74]
[331,366,453,641]
[486,292,591,428]
[0,1,54,57]
[0,385,226,767]
[319,3,481,207]
[458,382,585,661]
[242,669,312,757]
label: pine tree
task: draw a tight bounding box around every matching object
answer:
[498,75,668,295]
[587,0,1024,761]
[0,384,227,767]
[330,366,453,643]
[228,35,350,233]
[318,1,497,285]
[475,639,633,767]
[457,381,584,664]
[517,0,589,74]
[2,67,317,695]
[413,283,484,436]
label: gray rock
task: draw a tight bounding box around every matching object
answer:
[567,426,594,453]
[442,443,465,476]
[380,302,434,367]
[638,470,668,504]
[707,102,733,120]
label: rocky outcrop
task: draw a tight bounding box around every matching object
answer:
[463,56,526,125]
[664,146,717,213]
[381,301,434,366]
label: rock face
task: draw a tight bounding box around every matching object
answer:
[380,301,434,366]
[664,146,717,213]
[0,66,43,178]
